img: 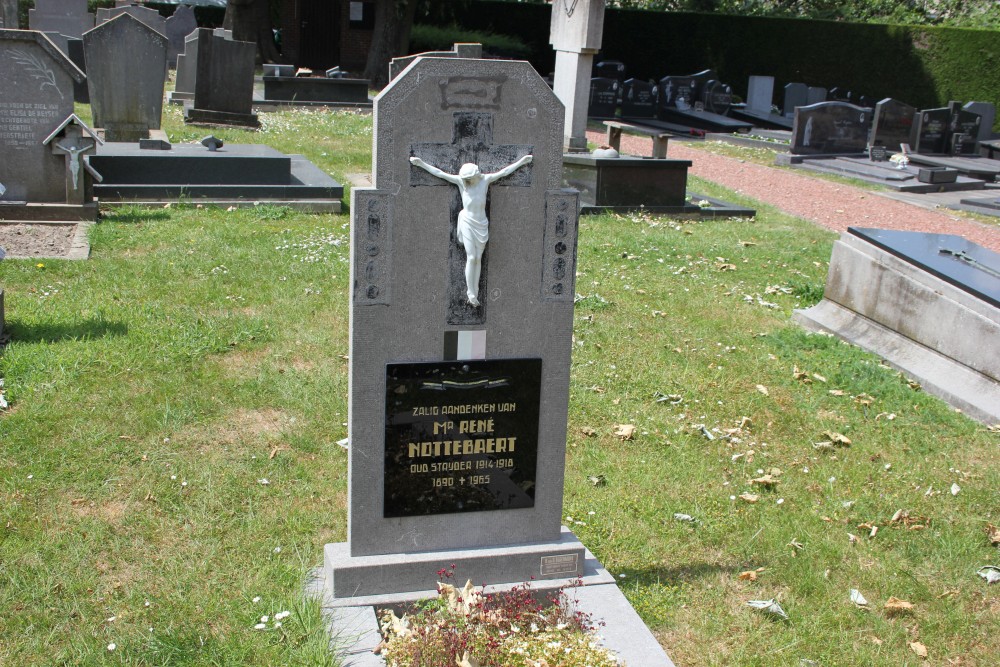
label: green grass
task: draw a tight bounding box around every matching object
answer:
[2,108,998,666]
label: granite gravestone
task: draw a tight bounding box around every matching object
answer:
[620,78,657,118]
[324,56,586,599]
[791,102,871,156]
[807,86,827,105]
[909,105,980,155]
[870,98,916,153]
[701,78,733,115]
[594,59,625,81]
[964,101,996,143]
[28,0,94,38]
[84,13,167,141]
[165,5,197,68]
[587,76,619,118]
[184,29,258,128]
[783,82,808,117]
[746,75,774,114]
[388,42,482,82]
[96,3,166,36]
[949,106,982,155]
[0,30,85,203]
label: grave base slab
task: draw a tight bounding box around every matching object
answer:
[313,533,675,667]
[183,107,259,128]
[563,154,692,210]
[793,230,1000,424]
[0,202,98,222]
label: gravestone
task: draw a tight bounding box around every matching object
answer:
[96,3,166,36]
[807,86,827,105]
[327,55,582,589]
[184,29,258,128]
[389,42,482,82]
[791,101,871,156]
[43,113,102,205]
[28,0,94,39]
[870,98,916,152]
[746,75,774,114]
[84,14,167,141]
[950,106,982,155]
[911,105,957,155]
[620,77,657,118]
[550,0,606,151]
[783,82,808,117]
[0,30,85,204]
[964,101,996,143]
[701,79,732,115]
[170,28,199,104]
[1,0,19,28]
[828,87,851,103]
[594,59,625,81]
[165,5,197,68]
[587,77,619,118]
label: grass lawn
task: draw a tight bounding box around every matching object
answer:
[1,106,997,666]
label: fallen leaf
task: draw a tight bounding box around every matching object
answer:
[788,538,804,551]
[751,474,779,488]
[613,424,636,440]
[739,493,760,503]
[828,389,847,396]
[822,430,852,446]
[581,426,597,437]
[755,384,769,396]
[978,566,1000,584]
[950,483,961,496]
[812,373,827,383]
[850,589,869,607]
[986,523,1000,547]
[909,641,928,658]
[854,393,875,406]
[739,570,758,582]
[587,474,606,487]
[883,597,914,614]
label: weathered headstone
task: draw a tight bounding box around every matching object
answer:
[550,0,606,151]
[620,78,657,118]
[783,82,808,117]
[96,3,166,37]
[389,42,482,82]
[870,98,916,152]
[184,29,258,128]
[165,5,197,68]
[0,30,85,203]
[587,77,618,118]
[791,101,871,156]
[0,0,19,29]
[326,55,582,590]
[83,14,167,141]
[28,0,94,39]
[746,75,774,114]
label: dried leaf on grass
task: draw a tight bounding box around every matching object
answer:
[580,426,597,437]
[909,641,928,658]
[822,430,852,446]
[746,598,788,620]
[613,424,636,440]
[883,597,914,615]
[739,493,760,503]
[755,384,769,396]
[978,566,1000,584]
[673,513,698,523]
[986,523,1000,547]
[751,474,779,488]
[849,589,868,607]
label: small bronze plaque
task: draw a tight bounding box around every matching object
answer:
[540,553,579,576]
[384,358,542,517]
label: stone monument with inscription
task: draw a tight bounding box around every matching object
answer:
[28,0,94,38]
[318,55,673,667]
[550,0,605,152]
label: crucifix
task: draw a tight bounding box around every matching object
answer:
[46,120,100,206]
[409,111,533,324]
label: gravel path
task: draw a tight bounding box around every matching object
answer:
[587,129,1000,253]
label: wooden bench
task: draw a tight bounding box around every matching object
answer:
[603,120,670,159]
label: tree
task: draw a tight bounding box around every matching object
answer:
[363,0,419,89]
[224,0,280,64]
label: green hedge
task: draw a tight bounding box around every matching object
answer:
[425,1,1000,119]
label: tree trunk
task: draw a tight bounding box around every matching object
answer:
[363,0,419,89]
[225,0,280,64]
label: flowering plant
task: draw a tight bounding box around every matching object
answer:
[376,569,622,667]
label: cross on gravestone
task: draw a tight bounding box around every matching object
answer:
[409,111,533,325]
[43,114,102,205]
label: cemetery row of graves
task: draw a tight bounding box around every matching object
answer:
[1,3,999,666]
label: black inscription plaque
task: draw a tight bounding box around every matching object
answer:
[384,358,542,518]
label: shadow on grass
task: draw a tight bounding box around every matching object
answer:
[621,561,744,584]
[2,318,128,344]
[101,208,172,224]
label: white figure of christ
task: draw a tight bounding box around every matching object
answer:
[410,154,533,306]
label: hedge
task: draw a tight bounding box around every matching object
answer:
[423,1,1000,120]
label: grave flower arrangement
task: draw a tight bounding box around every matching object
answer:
[376,570,622,667]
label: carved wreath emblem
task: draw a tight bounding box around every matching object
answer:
[8,48,64,99]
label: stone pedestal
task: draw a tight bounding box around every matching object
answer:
[550,0,606,153]
[563,155,693,213]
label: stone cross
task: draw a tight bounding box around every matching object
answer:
[550,0,606,151]
[43,114,101,205]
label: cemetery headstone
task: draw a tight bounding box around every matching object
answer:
[828,87,851,103]
[659,74,697,111]
[325,55,585,597]
[28,0,94,39]
[184,29,258,128]
[783,82,808,117]
[620,78,657,118]
[389,43,483,82]
[170,28,199,104]
[701,79,732,115]
[746,75,774,114]
[870,98,916,153]
[83,14,167,142]
[95,3,166,36]
[587,77,619,118]
[0,29,85,203]
[964,101,996,142]
[791,101,871,156]
[43,113,102,205]
[0,0,19,29]
[550,0,605,151]
[950,107,982,155]
[594,59,626,81]
[910,106,953,154]
[164,4,197,68]
[807,86,827,105]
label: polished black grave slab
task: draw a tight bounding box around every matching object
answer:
[383,359,542,518]
[849,227,1000,308]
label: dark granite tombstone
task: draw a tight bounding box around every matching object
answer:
[807,86,827,105]
[0,30,85,204]
[911,106,953,155]
[659,74,698,111]
[620,78,657,119]
[701,79,732,115]
[828,87,851,103]
[184,29,258,128]
[563,155,693,212]
[964,101,996,142]
[657,69,750,132]
[950,107,982,155]
[746,75,774,113]
[594,59,626,81]
[783,82,808,117]
[587,77,619,118]
[84,14,167,141]
[164,5,197,68]
[870,98,916,153]
[28,0,94,39]
[791,102,871,156]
